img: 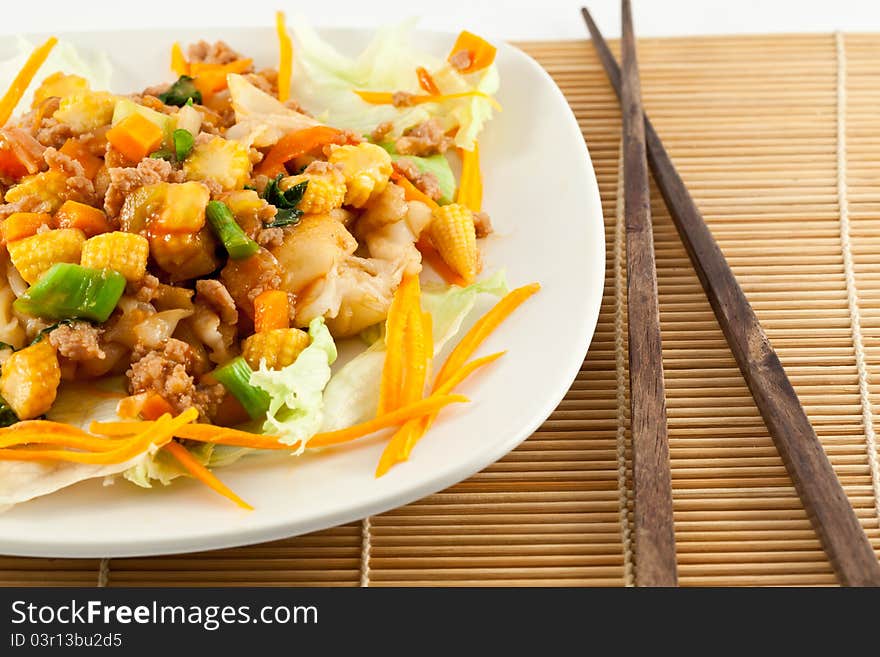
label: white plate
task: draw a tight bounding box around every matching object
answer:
[0,26,604,557]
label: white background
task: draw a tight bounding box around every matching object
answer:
[3,0,879,40]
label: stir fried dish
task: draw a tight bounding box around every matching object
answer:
[0,15,539,509]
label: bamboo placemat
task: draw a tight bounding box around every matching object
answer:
[2,32,880,587]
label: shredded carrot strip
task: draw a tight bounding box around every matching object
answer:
[170,42,189,76]
[164,440,252,510]
[308,394,468,448]
[457,144,483,212]
[401,281,427,404]
[0,37,58,127]
[375,422,415,477]
[0,410,197,464]
[354,89,501,111]
[90,420,292,451]
[275,10,293,102]
[377,351,506,475]
[434,284,540,388]
[415,236,466,287]
[189,59,253,76]
[256,126,349,177]
[377,275,417,415]
[392,171,440,211]
[416,66,441,95]
[0,431,124,452]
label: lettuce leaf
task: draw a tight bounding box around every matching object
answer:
[0,380,137,507]
[250,317,337,451]
[321,271,508,431]
[289,18,498,150]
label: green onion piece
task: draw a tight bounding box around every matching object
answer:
[13,264,126,323]
[158,75,202,107]
[206,201,260,260]
[149,148,174,161]
[173,128,194,161]
[213,357,270,420]
[0,396,18,428]
[262,175,307,228]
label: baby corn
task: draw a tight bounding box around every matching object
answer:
[281,168,346,214]
[8,228,86,284]
[328,143,392,208]
[0,340,61,419]
[242,328,310,370]
[81,232,150,282]
[429,203,478,284]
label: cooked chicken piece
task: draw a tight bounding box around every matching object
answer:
[270,212,407,337]
[355,184,427,277]
[270,213,358,294]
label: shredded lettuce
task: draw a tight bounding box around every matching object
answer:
[0,37,112,116]
[250,317,337,450]
[321,271,508,431]
[124,442,214,488]
[289,18,498,150]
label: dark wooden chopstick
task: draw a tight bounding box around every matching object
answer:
[581,5,880,586]
[619,0,678,587]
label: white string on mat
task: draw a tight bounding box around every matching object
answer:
[359,516,372,587]
[97,557,110,588]
[834,31,880,530]
[613,140,635,586]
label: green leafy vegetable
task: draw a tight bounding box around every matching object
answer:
[0,395,18,427]
[262,175,308,228]
[158,75,202,107]
[213,356,271,420]
[173,128,194,161]
[205,201,261,260]
[14,264,126,323]
[149,148,174,161]
[379,142,456,204]
[250,317,337,449]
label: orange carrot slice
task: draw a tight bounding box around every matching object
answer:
[0,409,197,464]
[0,37,57,127]
[377,351,506,475]
[447,31,497,73]
[457,144,482,212]
[434,283,540,389]
[1,212,53,243]
[415,237,467,287]
[416,66,441,95]
[253,289,289,333]
[170,42,189,76]
[256,126,349,178]
[377,274,418,414]
[275,10,293,102]
[392,171,440,211]
[308,393,468,448]
[164,440,252,510]
[354,89,501,111]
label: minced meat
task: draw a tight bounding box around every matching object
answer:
[126,338,223,420]
[195,280,239,325]
[395,119,452,156]
[48,321,105,361]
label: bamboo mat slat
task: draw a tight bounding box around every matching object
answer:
[2,32,880,587]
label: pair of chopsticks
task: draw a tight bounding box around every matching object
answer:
[582,2,880,586]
